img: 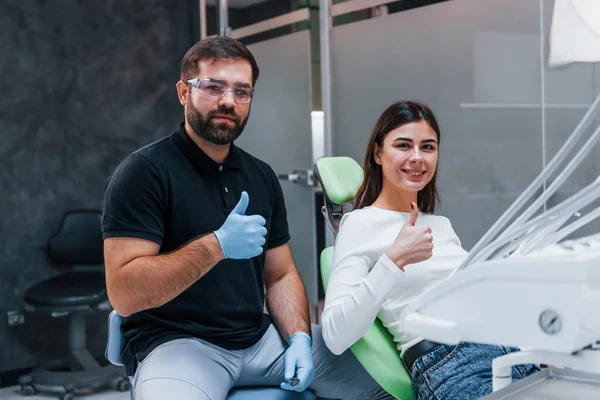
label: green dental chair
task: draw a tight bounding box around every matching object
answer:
[314,157,415,400]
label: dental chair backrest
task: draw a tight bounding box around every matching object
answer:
[314,157,415,400]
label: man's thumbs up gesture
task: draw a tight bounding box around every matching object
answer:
[214,191,268,259]
[385,202,434,270]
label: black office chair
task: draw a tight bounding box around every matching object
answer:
[18,210,129,400]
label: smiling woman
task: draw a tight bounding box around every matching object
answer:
[374,119,439,208]
[353,101,441,214]
[321,100,539,400]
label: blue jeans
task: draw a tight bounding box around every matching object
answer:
[409,342,539,400]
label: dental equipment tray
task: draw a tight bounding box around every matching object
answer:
[482,367,600,399]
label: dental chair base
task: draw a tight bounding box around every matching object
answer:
[491,347,600,392]
[482,365,600,399]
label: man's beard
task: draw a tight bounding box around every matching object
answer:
[186,102,249,145]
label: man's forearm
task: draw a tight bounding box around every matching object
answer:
[266,273,311,342]
[109,234,223,316]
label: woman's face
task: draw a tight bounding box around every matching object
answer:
[375,119,439,194]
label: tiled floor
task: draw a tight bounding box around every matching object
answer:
[0,386,130,399]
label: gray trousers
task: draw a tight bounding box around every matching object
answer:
[132,324,393,400]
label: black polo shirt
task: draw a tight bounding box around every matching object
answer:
[102,123,290,376]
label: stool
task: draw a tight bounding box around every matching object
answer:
[228,387,317,400]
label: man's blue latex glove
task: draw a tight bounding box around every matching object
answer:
[214,191,267,259]
[280,332,315,392]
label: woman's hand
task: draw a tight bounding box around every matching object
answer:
[385,202,433,270]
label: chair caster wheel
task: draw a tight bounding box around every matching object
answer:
[20,384,36,396]
[116,377,131,392]
[60,393,75,400]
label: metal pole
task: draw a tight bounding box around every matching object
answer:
[319,0,335,249]
[199,0,207,40]
[319,0,333,158]
[218,0,231,37]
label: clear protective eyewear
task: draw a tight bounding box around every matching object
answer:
[186,78,254,104]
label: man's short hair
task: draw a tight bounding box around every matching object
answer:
[180,36,260,86]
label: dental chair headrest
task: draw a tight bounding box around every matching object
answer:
[315,157,364,205]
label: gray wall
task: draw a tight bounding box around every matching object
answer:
[0,0,194,374]
[332,0,600,249]
[236,31,318,306]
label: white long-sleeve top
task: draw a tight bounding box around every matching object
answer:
[321,206,469,356]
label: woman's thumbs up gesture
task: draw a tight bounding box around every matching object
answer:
[385,202,434,270]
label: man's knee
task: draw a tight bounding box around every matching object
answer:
[135,378,211,400]
[132,338,237,400]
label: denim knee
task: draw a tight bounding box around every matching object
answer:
[409,342,535,400]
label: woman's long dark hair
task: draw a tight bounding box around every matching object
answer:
[353,101,441,213]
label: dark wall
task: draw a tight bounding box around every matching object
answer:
[0,0,195,375]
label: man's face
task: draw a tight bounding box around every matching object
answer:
[178,58,253,145]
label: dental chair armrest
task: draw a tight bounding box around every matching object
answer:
[402,312,461,345]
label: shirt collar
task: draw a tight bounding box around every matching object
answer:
[172,122,243,171]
